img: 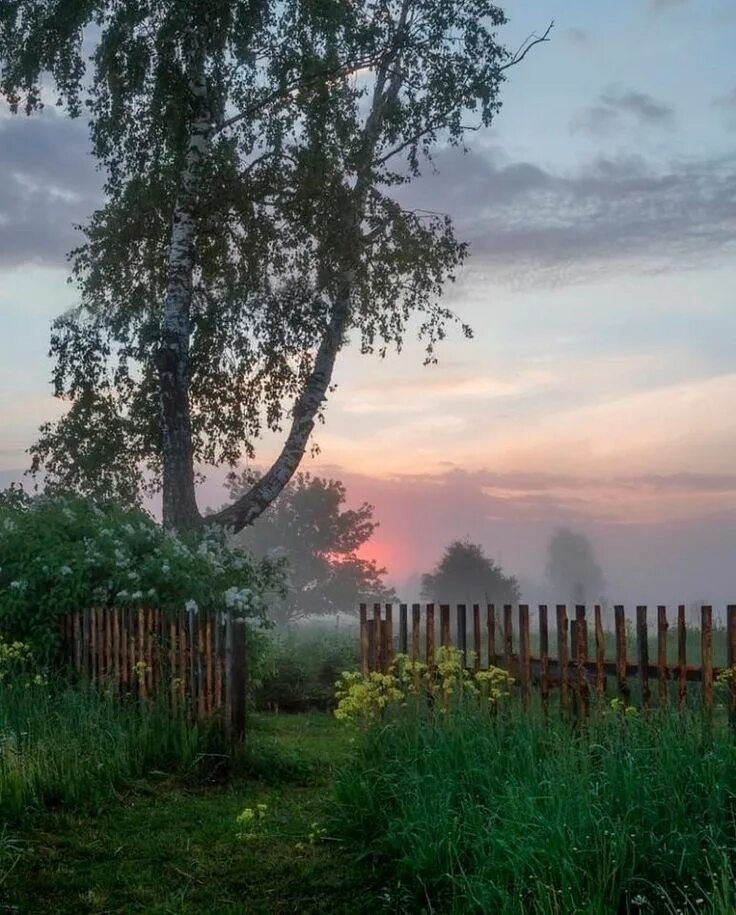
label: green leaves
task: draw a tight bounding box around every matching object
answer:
[2,2,521,514]
[0,492,283,658]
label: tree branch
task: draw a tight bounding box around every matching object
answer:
[499,21,554,72]
[206,290,351,532]
[214,54,384,136]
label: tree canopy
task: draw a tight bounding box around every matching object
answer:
[225,471,393,624]
[421,540,520,606]
[0,1,550,530]
[545,527,605,605]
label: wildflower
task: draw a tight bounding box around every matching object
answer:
[59,565,73,576]
[237,808,255,824]
[184,599,199,614]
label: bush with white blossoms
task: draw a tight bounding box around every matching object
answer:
[0,490,285,659]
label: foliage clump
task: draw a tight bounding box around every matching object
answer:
[334,647,513,724]
[0,491,282,658]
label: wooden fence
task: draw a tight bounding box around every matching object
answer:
[359,602,736,715]
[60,608,247,739]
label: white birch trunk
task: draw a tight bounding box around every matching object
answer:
[157,37,211,529]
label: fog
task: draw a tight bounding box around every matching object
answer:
[6,463,734,617]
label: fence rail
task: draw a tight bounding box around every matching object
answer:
[59,607,247,739]
[359,602,736,715]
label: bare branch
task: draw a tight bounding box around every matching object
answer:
[499,21,554,72]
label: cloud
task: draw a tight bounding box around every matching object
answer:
[715,87,736,110]
[714,87,736,129]
[563,27,590,48]
[193,463,736,606]
[0,107,100,267]
[398,146,736,284]
[342,369,555,414]
[571,88,675,135]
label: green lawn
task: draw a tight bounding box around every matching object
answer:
[0,714,378,915]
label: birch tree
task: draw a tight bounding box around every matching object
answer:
[1,1,550,530]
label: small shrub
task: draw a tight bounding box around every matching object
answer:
[0,491,283,659]
[255,623,359,711]
[334,647,514,724]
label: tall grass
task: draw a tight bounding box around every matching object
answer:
[0,680,224,819]
[333,706,736,913]
[256,621,359,711]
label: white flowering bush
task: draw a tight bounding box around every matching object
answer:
[0,491,284,659]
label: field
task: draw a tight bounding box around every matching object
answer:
[1,713,372,915]
[4,631,736,914]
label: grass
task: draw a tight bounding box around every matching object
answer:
[1,713,378,914]
[0,680,228,819]
[7,663,736,913]
[255,621,360,712]
[332,703,736,914]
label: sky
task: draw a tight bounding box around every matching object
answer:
[1,0,736,606]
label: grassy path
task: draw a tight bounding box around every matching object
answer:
[1,714,377,914]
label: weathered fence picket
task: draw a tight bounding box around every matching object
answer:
[358,602,736,715]
[59,607,246,738]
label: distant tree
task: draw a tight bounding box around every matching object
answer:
[225,472,394,624]
[420,540,520,605]
[545,528,605,605]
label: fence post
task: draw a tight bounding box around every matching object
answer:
[226,616,247,744]
[636,605,650,712]
[384,603,393,671]
[373,603,382,673]
[473,604,481,673]
[539,605,549,716]
[457,604,467,667]
[503,605,513,679]
[701,605,713,715]
[426,603,435,674]
[556,605,569,713]
[727,605,736,727]
[440,605,451,649]
[399,603,408,656]
[614,605,629,706]
[657,606,668,708]
[519,604,531,708]
[594,604,605,699]
[359,604,368,675]
[575,606,589,721]
[487,604,496,668]
[677,605,687,711]
[412,604,421,660]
